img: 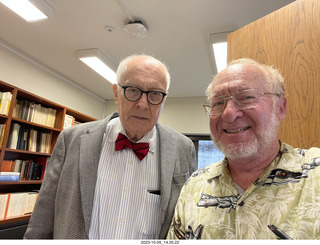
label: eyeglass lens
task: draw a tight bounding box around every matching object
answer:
[206,89,261,115]
[124,86,165,105]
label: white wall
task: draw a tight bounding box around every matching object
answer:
[161,97,210,134]
[0,44,106,120]
[1,44,210,134]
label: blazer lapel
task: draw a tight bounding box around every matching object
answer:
[157,124,176,226]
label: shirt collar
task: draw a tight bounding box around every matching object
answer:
[205,142,303,183]
[205,158,228,182]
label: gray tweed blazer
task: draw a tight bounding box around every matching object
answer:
[24,113,196,239]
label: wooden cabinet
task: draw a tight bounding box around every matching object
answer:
[227,0,320,148]
[0,80,96,227]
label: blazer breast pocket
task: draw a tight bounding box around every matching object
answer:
[173,173,189,185]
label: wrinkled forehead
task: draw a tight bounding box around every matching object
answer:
[212,64,268,94]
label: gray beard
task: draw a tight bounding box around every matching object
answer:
[212,111,280,160]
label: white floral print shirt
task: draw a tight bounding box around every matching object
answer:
[166,143,320,239]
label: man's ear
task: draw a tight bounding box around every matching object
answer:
[112,84,119,104]
[278,95,287,120]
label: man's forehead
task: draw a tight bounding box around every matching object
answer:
[227,63,244,73]
[218,64,265,81]
[212,64,267,93]
[127,57,164,74]
[123,63,166,90]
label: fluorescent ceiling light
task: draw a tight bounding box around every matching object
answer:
[77,49,117,84]
[0,0,54,22]
[210,31,232,74]
[212,42,227,73]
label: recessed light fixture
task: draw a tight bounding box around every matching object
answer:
[76,49,117,84]
[0,0,54,22]
[210,31,232,73]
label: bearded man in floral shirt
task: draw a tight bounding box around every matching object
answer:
[166,58,320,240]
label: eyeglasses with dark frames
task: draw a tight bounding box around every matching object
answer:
[203,88,281,117]
[118,84,167,105]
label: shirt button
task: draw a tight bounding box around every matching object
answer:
[124,187,129,193]
[129,160,133,165]
[120,218,125,223]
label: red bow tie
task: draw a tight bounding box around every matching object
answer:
[115,133,150,160]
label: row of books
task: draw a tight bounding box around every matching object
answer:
[13,99,57,128]
[0,158,47,181]
[0,124,6,146]
[0,191,39,219]
[7,123,52,153]
[0,91,12,116]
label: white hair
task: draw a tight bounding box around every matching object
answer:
[116,54,171,91]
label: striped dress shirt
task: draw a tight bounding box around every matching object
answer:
[89,118,160,239]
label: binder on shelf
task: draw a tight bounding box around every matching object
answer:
[0,91,12,116]
[0,124,6,146]
[0,172,20,182]
[63,114,75,129]
[12,99,23,118]
[7,123,21,149]
[47,108,57,127]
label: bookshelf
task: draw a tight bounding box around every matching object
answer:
[0,80,96,228]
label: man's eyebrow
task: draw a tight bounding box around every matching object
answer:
[124,83,165,92]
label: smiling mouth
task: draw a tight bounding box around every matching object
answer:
[224,127,250,134]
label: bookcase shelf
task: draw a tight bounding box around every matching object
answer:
[4,149,51,160]
[0,214,31,225]
[0,180,42,185]
[11,117,62,132]
[0,80,96,228]
[0,180,42,193]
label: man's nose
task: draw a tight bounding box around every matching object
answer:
[220,98,243,121]
[136,92,149,109]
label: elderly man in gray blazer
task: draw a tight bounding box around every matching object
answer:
[24,54,196,239]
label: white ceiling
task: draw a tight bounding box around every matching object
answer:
[0,0,295,101]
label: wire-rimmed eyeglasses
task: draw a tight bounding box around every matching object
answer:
[118,84,167,105]
[203,89,281,117]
